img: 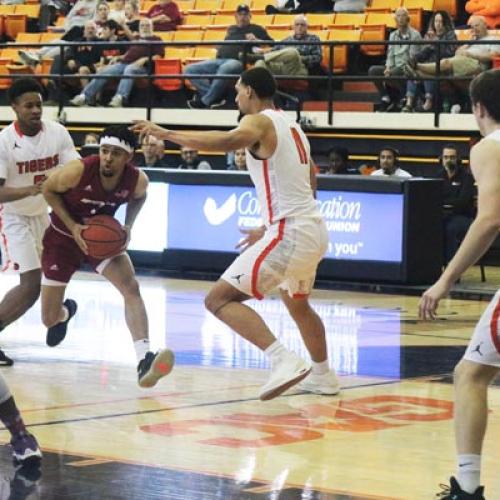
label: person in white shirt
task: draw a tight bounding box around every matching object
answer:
[371,147,412,178]
[419,69,500,499]
[0,78,79,365]
[132,67,340,401]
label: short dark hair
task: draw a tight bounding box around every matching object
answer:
[100,125,137,151]
[470,69,500,122]
[240,67,276,99]
[103,19,120,32]
[379,146,399,159]
[8,77,44,104]
[328,146,349,162]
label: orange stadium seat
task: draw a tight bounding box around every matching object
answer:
[175,0,196,11]
[402,0,434,10]
[433,0,456,18]
[365,12,396,29]
[188,0,221,13]
[455,29,472,40]
[5,14,27,40]
[218,0,250,12]
[172,29,204,42]
[0,5,16,15]
[304,13,335,28]
[367,0,400,10]
[154,58,183,90]
[406,8,423,32]
[323,28,359,73]
[16,32,41,44]
[250,0,269,12]
[0,58,11,90]
[14,4,40,18]
[360,24,386,56]
[164,46,195,59]
[202,28,227,41]
[185,46,217,63]
[267,27,293,39]
[40,32,63,43]
[334,13,366,27]
[251,14,273,26]
[272,14,293,26]
[154,31,174,42]
[180,14,213,27]
[211,13,236,24]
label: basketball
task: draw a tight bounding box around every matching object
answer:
[81,215,127,259]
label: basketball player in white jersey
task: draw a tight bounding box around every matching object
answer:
[132,67,340,401]
[420,70,500,499]
[0,78,79,365]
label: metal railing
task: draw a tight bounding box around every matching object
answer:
[1,35,498,126]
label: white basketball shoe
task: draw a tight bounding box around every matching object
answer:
[299,370,341,395]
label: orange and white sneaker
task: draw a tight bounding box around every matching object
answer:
[137,349,175,388]
[259,352,311,401]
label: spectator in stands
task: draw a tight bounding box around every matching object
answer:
[184,5,273,109]
[439,144,476,264]
[108,0,126,24]
[46,20,101,101]
[146,0,182,32]
[140,136,170,168]
[93,1,110,36]
[227,148,247,170]
[402,11,457,112]
[250,15,321,79]
[324,146,358,174]
[84,132,99,145]
[70,18,164,107]
[177,147,212,170]
[371,147,412,178]
[369,8,422,112]
[121,0,141,39]
[405,16,500,81]
[64,0,98,34]
[333,0,367,13]
[96,19,128,70]
[265,0,333,14]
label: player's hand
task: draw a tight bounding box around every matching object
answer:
[130,120,169,142]
[418,280,451,321]
[71,223,89,255]
[28,184,43,196]
[236,226,265,252]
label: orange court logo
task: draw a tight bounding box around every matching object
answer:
[141,395,453,448]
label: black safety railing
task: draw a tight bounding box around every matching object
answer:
[1,36,498,126]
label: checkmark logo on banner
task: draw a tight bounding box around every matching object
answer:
[203,194,237,225]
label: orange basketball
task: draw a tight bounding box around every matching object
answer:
[81,215,127,259]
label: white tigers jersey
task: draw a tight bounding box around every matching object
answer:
[245,109,319,226]
[0,120,79,216]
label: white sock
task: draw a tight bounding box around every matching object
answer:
[60,306,69,323]
[457,454,481,494]
[134,339,150,362]
[311,359,329,375]
[264,340,287,364]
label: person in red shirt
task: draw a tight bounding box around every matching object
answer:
[147,0,182,31]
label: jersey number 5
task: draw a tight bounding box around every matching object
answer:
[290,127,308,165]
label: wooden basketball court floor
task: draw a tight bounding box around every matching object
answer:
[0,270,499,499]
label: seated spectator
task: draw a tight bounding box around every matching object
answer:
[184,5,272,109]
[177,147,212,169]
[371,147,412,178]
[19,0,98,64]
[146,0,182,32]
[324,146,358,174]
[405,16,500,80]
[227,148,247,170]
[333,0,367,12]
[84,132,99,145]
[402,11,457,112]
[46,20,101,101]
[368,8,422,112]
[96,19,128,70]
[108,0,126,24]
[439,144,476,264]
[121,0,141,39]
[70,18,164,107]
[251,15,321,79]
[265,0,333,15]
[140,136,171,168]
[94,1,110,36]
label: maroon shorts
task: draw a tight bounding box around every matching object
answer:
[42,225,108,284]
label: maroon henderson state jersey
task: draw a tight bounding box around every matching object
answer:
[50,154,140,234]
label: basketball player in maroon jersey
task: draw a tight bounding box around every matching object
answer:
[40,125,174,388]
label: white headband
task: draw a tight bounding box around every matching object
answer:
[99,136,133,154]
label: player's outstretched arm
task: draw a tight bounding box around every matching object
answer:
[42,159,89,253]
[130,115,269,153]
[0,178,42,203]
[419,140,500,320]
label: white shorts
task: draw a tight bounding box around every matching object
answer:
[463,289,500,368]
[0,210,49,273]
[221,217,328,299]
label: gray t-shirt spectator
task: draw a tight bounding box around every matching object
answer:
[386,27,422,69]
